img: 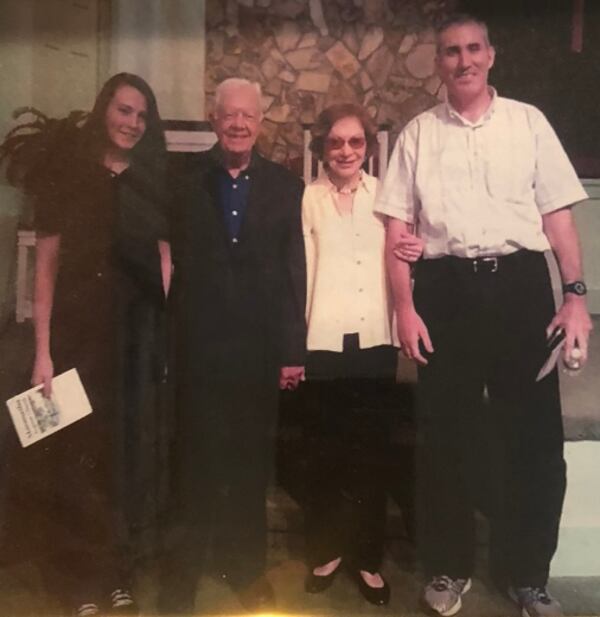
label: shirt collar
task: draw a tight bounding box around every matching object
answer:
[208,143,260,174]
[445,86,498,127]
[315,170,371,195]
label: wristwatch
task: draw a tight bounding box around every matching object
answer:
[562,281,587,296]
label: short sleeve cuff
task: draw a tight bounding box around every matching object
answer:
[537,187,589,215]
[374,199,415,224]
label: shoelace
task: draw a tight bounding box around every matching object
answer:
[76,604,100,617]
[110,589,134,607]
[431,575,467,594]
[519,587,553,606]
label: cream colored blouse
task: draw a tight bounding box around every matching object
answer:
[303,172,396,352]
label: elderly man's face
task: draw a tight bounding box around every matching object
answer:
[436,22,495,103]
[211,86,262,157]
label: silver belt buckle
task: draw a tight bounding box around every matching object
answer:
[473,256,499,273]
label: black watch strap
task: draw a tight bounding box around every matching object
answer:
[562,281,587,296]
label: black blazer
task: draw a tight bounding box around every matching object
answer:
[169,145,307,379]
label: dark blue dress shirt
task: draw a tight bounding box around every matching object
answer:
[217,169,251,244]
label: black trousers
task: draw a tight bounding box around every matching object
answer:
[413,250,566,588]
[304,336,396,572]
[158,341,278,614]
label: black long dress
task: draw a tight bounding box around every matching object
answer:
[10,151,167,608]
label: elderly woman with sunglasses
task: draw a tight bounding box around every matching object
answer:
[301,103,422,605]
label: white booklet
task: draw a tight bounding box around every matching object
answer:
[5,368,92,447]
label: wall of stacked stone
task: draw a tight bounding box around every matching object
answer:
[205,0,457,166]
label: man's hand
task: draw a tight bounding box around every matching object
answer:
[393,231,424,263]
[542,207,592,366]
[31,352,54,398]
[279,366,305,390]
[546,295,593,366]
[397,306,434,365]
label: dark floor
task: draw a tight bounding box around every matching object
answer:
[1,319,599,616]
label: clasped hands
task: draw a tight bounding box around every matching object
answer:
[279,366,305,390]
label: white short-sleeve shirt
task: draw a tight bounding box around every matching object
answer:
[375,90,588,258]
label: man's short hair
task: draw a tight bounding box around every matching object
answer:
[214,78,263,112]
[435,13,491,52]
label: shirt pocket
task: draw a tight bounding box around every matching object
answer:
[483,135,536,204]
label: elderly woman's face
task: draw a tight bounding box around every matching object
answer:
[324,116,367,182]
[105,85,148,152]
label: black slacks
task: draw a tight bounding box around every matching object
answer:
[158,336,278,614]
[304,336,396,572]
[413,250,566,588]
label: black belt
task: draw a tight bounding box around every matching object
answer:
[465,255,499,273]
[420,249,541,274]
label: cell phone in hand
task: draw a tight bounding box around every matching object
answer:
[536,328,566,382]
[547,328,566,351]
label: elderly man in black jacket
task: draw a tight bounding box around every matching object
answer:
[158,78,306,614]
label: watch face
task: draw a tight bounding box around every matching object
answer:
[564,281,587,295]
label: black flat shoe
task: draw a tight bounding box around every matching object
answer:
[305,566,340,594]
[355,572,391,606]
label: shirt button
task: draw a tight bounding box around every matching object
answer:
[356,260,361,265]
[232,210,238,216]
[358,288,363,292]
[232,237,238,243]
[97,272,103,277]
[232,184,238,189]
[360,317,365,321]
[244,175,249,180]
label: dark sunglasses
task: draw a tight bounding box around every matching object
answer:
[325,136,366,150]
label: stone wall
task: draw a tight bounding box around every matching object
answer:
[205,0,457,165]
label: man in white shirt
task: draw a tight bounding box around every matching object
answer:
[376,13,592,617]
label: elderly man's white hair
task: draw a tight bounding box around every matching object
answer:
[214,78,263,111]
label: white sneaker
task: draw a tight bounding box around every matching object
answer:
[423,576,472,616]
[509,586,564,617]
[109,588,139,615]
[74,603,101,617]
